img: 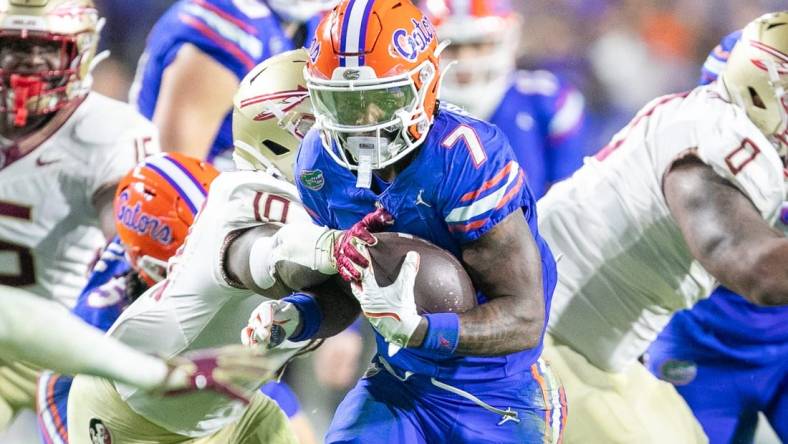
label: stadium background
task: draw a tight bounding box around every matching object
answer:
[1,0,784,442]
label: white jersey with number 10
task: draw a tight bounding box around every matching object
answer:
[109,170,312,437]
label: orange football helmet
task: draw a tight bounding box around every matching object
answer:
[114,153,219,285]
[306,0,447,179]
[422,0,520,118]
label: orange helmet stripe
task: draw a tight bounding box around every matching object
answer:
[143,154,209,215]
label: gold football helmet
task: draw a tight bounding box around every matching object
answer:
[721,11,788,157]
[232,49,315,182]
[0,0,103,129]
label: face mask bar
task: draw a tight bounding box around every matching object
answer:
[763,57,788,158]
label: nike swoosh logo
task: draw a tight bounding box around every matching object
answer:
[36,156,61,167]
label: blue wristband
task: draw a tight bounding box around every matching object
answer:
[420,313,460,357]
[282,293,322,341]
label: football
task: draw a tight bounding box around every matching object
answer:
[367,232,477,314]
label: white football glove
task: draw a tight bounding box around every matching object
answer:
[241,300,301,349]
[250,223,340,289]
[352,251,422,356]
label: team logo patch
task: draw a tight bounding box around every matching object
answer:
[300,169,325,191]
[658,359,697,386]
[116,191,174,245]
[342,69,361,81]
[89,418,113,444]
[391,17,436,61]
[238,86,309,121]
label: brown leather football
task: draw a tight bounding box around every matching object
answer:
[367,232,477,314]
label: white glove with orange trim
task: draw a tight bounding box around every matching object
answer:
[352,251,422,356]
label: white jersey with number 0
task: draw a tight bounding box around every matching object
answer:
[0,93,159,308]
[109,170,312,437]
[538,83,785,372]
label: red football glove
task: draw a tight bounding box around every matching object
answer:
[159,345,275,404]
[334,207,394,281]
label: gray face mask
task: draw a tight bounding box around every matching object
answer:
[346,135,390,188]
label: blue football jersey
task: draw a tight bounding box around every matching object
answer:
[295,107,557,381]
[131,0,317,163]
[699,30,741,86]
[71,236,133,331]
[490,70,586,198]
[650,29,788,364]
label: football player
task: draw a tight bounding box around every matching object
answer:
[130,0,337,169]
[38,153,316,444]
[535,11,788,443]
[0,0,160,431]
[292,1,565,442]
[0,286,270,404]
[645,30,788,444]
[423,0,586,198]
[67,50,359,444]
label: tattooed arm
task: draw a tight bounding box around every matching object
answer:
[408,209,546,355]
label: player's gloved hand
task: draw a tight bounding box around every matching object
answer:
[158,345,274,403]
[252,223,341,289]
[352,251,422,356]
[240,300,300,349]
[334,207,395,282]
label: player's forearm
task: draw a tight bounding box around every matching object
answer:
[0,286,168,391]
[406,294,544,355]
[452,210,547,355]
[457,296,544,355]
[226,223,335,297]
[310,277,361,338]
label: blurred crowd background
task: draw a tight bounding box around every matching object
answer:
[84,0,784,438]
[91,0,785,155]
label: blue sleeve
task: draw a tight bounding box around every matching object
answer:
[71,238,131,331]
[37,372,73,443]
[699,30,741,85]
[294,129,334,226]
[164,0,266,79]
[437,120,530,243]
[541,78,587,186]
[260,381,301,418]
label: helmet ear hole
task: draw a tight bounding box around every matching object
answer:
[748,87,766,109]
[262,140,290,156]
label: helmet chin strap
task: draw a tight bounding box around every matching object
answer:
[762,59,788,158]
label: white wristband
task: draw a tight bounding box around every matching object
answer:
[248,235,278,289]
